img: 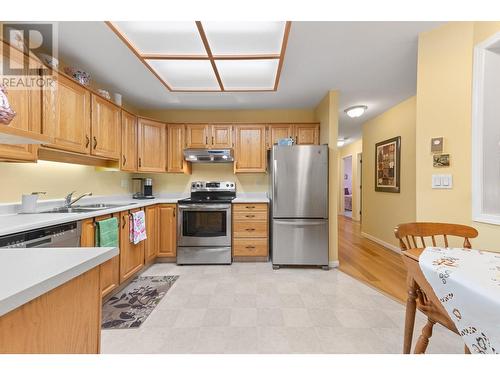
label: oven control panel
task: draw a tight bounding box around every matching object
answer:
[191,181,235,192]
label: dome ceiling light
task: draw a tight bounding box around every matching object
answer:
[344,105,368,118]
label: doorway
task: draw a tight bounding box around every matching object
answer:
[342,155,353,218]
[356,152,362,222]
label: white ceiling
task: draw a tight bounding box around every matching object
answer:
[50,21,443,142]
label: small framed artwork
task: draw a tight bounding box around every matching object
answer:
[431,137,444,153]
[375,136,401,193]
[433,154,450,167]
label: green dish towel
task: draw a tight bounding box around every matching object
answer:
[95,217,119,247]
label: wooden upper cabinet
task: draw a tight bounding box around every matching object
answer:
[137,118,166,172]
[211,124,233,148]
[0,44,41,162]
[167,124,185,172]
[158,204,177,258]
[267,124,293,149]
[90,94,121,159]
[121,111,137,172]
[294,123,319,145]
[234,125,267,173]
[42,73,91,154]
[185,124,209,148]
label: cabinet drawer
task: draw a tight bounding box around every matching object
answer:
[233,221,268,238]
[233,238,268,257]
[233,211,268,222]
[233,203,268,213]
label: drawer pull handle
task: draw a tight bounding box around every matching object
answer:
[246,206,255,209]
[246,246,255,249]
[245,214,255,218]
[245,228,255,231]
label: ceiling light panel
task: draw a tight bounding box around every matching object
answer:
[215,59,279,90]
[202,22,286,55]
[147,59,220,90]
[114,21,207,56]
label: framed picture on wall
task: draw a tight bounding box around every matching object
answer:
[375,136,401,193]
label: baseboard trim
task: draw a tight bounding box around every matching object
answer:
[329,260,340,268]
[360,232,401,254]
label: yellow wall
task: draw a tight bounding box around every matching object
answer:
[0,161,131,202]
[361,96,417,248]
[416,21,500,251]
[339,139,363,221]
[314,91,339,263]
[140,108,316,123]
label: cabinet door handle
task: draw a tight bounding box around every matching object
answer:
[205,136,208,145]
[122,155,126,166]
[85,135,90,148]
[122,215,126,229]
[212,136,214,145]
[138,158,142,168]
[93,136,97,149]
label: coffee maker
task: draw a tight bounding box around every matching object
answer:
[132,178,154,199]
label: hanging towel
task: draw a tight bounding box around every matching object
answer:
[130,210,147,245]
[95,217,119,247]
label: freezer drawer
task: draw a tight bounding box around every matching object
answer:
[272,219,329,266]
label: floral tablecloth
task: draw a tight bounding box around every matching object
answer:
[419,247,500,354]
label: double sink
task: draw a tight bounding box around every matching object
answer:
[39,203,137,214]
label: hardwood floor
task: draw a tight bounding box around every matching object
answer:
[338,215,407,302]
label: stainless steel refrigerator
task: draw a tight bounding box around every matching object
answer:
[270,145,329,269]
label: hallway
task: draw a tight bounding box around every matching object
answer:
[338,216,407,302]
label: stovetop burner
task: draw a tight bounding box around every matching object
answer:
[178,180,236,205]
[178,197,235,204]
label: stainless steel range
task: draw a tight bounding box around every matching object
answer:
[177,181,236,265]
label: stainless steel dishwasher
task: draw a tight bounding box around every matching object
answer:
[0,221,82,248]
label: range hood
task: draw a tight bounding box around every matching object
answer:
[184,149,234,163]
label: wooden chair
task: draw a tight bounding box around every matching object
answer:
[394,222,478,354]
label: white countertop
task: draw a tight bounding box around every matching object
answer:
[232,193,269,203]
[0,246,118,316]
[0,195,186,237]
[0,193,269,237]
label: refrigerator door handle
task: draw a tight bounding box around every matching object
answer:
[273,159,278,201]
[273,219,328,226]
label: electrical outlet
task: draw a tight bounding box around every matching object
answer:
[120,179,129,189]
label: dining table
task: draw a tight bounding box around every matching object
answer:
[402,246,500,354]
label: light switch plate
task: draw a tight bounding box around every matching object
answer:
[432,174,453,189]
[121,179,129,189]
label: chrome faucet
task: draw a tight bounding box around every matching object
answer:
[64,191,93,208]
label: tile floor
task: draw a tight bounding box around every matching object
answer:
[101,262,464,354]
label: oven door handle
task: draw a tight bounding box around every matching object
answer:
[178,204,231,210]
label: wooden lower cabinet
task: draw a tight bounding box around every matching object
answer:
[80,215,120,297]
[158,204,177,258]
[144,205,159,264]
[119,209,145,283]
[0,267,101,354]
[232,203,269,260]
